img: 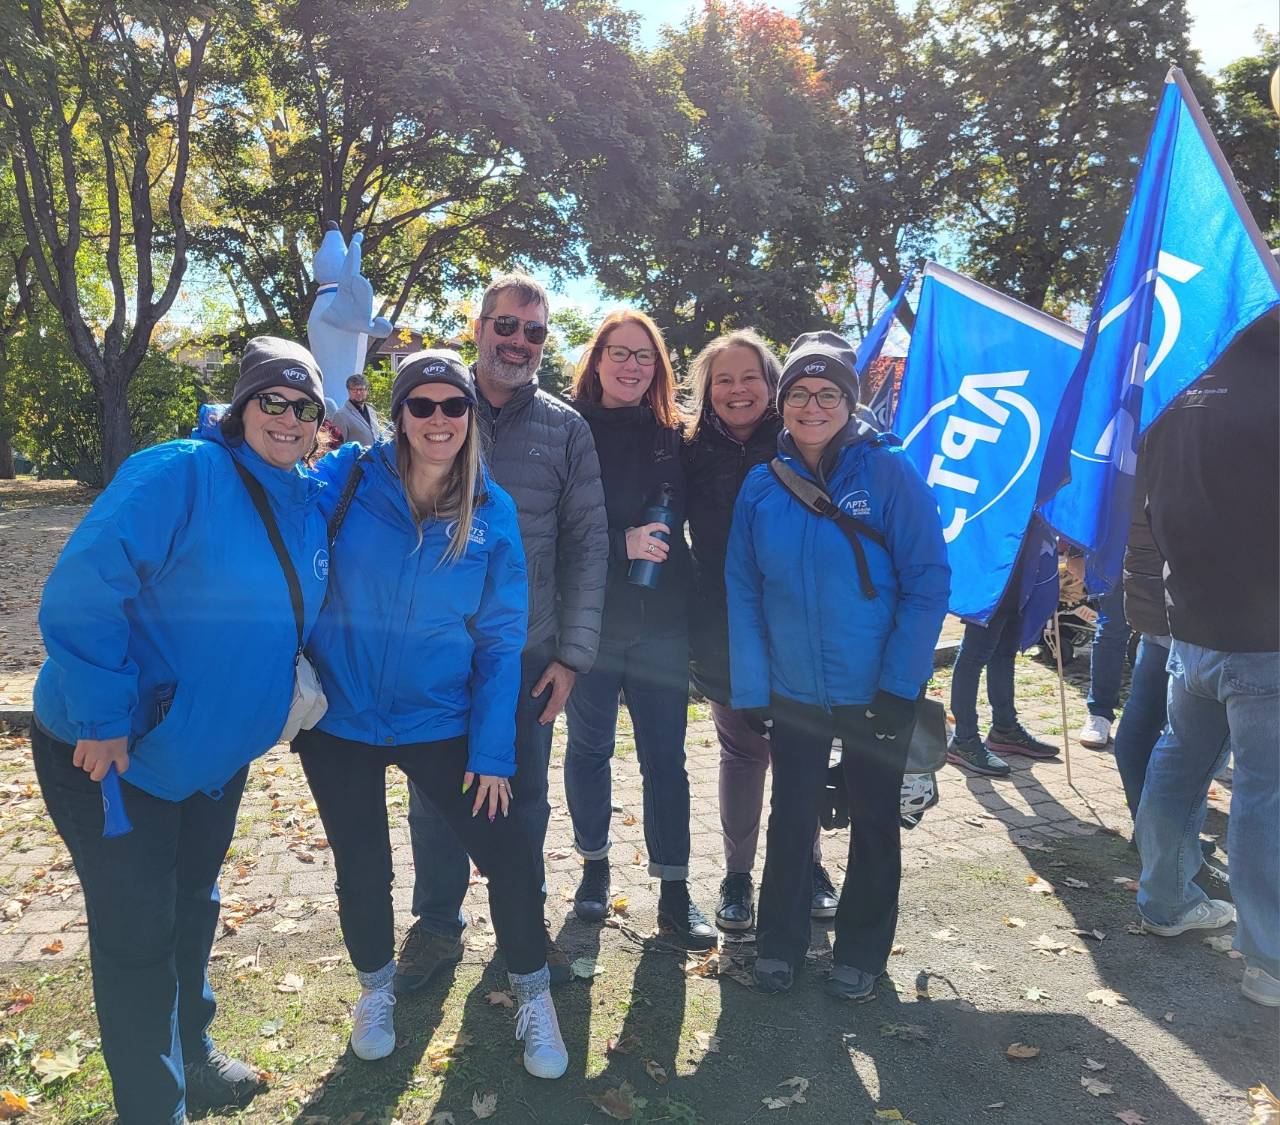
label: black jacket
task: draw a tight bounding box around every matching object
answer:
[1122,447,1169,639]
[1145,314,1279,652]
[573,400,691,643]
[682,410,782,702]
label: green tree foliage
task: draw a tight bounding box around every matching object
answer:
[1214,32,1280,241]
[537,307,596,399]
[588,1,847,361]
[195,0,672,341]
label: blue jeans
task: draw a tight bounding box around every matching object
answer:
[1087,586,1131,721]
[1136,642,1279,976]
[564,631,691,879]
[408,641,556,939]
[31,722,246,1125]
[951,607,1020,742]
[1112,635,1170,817]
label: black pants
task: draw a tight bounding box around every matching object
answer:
[758,696,909,974]
[296,728,545,976]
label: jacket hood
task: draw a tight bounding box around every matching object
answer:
[193,402,324,509]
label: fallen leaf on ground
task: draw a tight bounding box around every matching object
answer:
[484,990,515,1008]
[1081,1076,1115,1097]
[32,1043,82,1082]
[1070,928,1106,941]
[881,1023,930,1043]
[607,1034,642,1056]
[970,962,995,973]
[470,1090,497,1119]
[890,944,906,955]
[1005,1043,1040,1060]
[1247,1084,1279,1125]
[1064,877,1090,888]
[3,992,34,1017]
[1112,878,1140,892]
[588,1081,638,1120]
[632,850,643,865]
[1113,1112,1146,1125]
[622,814,637,826]
[1024,987,1050,1003]
[763,1076,810,1109]
[276,973,305,993]
[1026,875,1055,895]
[644,1058,668,1084]
[1002,916,1026,928]
[1125,923,1146,935]
[1084,1058,1106,1070]
[570,957,604,980]
[875,1111,918,1123]
[930,928,956,942]
[40,939,63,955]
[426,1113,457,1125]
[694,1031,721,1053]
[987,1103,1006,1110]
[1203,934,1234,953]
[544,849,571,860]
[611,895,629,915]
[683,950,720,977]
[1163,1011,1175,1023]
[0,1091,30,1119]
[1086,988,1128,1008]
[1031,934,1069,954]
[271,919,299,935]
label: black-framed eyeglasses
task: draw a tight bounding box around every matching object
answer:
[783,386,846,410]
[254,392,322,423]
[602,344,657,367]
[403,396,473,419]
[479,314,548,345]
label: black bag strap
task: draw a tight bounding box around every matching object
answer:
[231,458,304,654]
[769,458,887,599]
[327,453,369,549]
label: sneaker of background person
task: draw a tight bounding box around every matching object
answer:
[573,857,611,922]
[947,734,1012,777]
[394,921,464,995]
[183,1048,262,1111]
[810,863,838,919]
[1077,713,1112,749]
[986,722,1060,760]
[716,872,754,931]
[1140,898,1235,937]
[1241,966,1280,1008]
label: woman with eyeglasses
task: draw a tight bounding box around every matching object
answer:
[726,332,949,999]
[31,337,330,1123]
[295,350,569,1079]
[563,310,715,949]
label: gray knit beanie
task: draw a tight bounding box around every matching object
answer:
[777,331,859,409]
[391,349,475,418]
[231,336,326,421]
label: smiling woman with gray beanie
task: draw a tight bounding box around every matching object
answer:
[31,335,330,1122]
[725,330,950,1000]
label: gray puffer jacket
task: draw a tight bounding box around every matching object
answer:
[475,377,608,673]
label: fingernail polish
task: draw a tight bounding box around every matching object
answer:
[488,812,496,824]
[461,780,468,793]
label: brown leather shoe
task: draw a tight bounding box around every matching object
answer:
[394,920,464,995]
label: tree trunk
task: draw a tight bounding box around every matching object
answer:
[0,436,14,480]
[98,369,133,486]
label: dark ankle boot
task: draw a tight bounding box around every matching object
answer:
[574,858,611,922]
[658,879,716,950]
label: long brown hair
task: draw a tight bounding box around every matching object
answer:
[395,407,483,563]
[572,309,681,429]
[685,328,782,440]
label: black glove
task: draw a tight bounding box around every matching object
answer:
[743,708,773,739]
[862,691,916,742]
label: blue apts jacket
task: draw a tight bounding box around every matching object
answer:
[34,429,329,801]
[308,441,528,776]
[726,428,950,711]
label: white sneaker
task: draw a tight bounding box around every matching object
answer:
[351,985,396,1060]
[515,989,568,1079]
[1077,714,1112,748]
[1142,898,1235,937]
[1242,966,1280,1007]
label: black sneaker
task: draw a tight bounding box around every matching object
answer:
[986,723,1060,760]
[574,858,611,922]
[394,920,465,995]
[183,1048,261,1112]
[810,863,838,920]
[658,880,717,950]
[947,734,1012,777]
[715,872,754,931]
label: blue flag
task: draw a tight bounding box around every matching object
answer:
[1040,68,1280,590]
[896,264,1084,625]
[859,269,916,430]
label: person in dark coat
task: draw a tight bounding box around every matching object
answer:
[683,329,838,931]
[564,309,715,949]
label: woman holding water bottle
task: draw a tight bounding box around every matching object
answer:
[563,309,715,949]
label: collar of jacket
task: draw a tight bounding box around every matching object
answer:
[696,405,781,450]
[573,399,654,428]
[777,415,880,488]
[202,418,325,510]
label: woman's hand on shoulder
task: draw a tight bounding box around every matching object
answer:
[463,771,511,822]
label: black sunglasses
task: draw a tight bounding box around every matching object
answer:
[479,314,548,345]
[254,392,322,423]
[403,396,472,419]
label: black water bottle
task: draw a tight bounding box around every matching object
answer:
[627,483,676,589]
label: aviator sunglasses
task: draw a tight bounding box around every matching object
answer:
[479,314,548,345]
[403,396,473,419]
[254,392,322,423]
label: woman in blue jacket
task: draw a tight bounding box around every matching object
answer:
[297,350,568,1079]
[726,332,950,1000]
[32,337,329,1124]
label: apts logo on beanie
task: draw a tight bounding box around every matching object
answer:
[424,361,448,376]
[281,367,309,382]
[803,360,829,375]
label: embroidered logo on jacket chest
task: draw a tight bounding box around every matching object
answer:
[837,490,872,520]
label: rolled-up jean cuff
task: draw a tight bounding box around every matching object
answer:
[575,840,610,862]
[649,862,689,880]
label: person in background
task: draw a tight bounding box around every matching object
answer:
[331,372,383,448]
[682,329,837,931]
[397,273,607,993]
[31,338,329,1123]
[727,331,950,998]
[1135,312,1278,1009]
[1077,585,1132,749]
[299,350,569,1077]
[564,309,716,949]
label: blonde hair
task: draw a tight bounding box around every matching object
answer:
[685,329,782,439]
[395,408,483,563]
[572,309,682,429]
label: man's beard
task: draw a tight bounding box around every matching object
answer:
[478,336,537,387]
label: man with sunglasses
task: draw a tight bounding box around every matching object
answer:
[398,272,609,992]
